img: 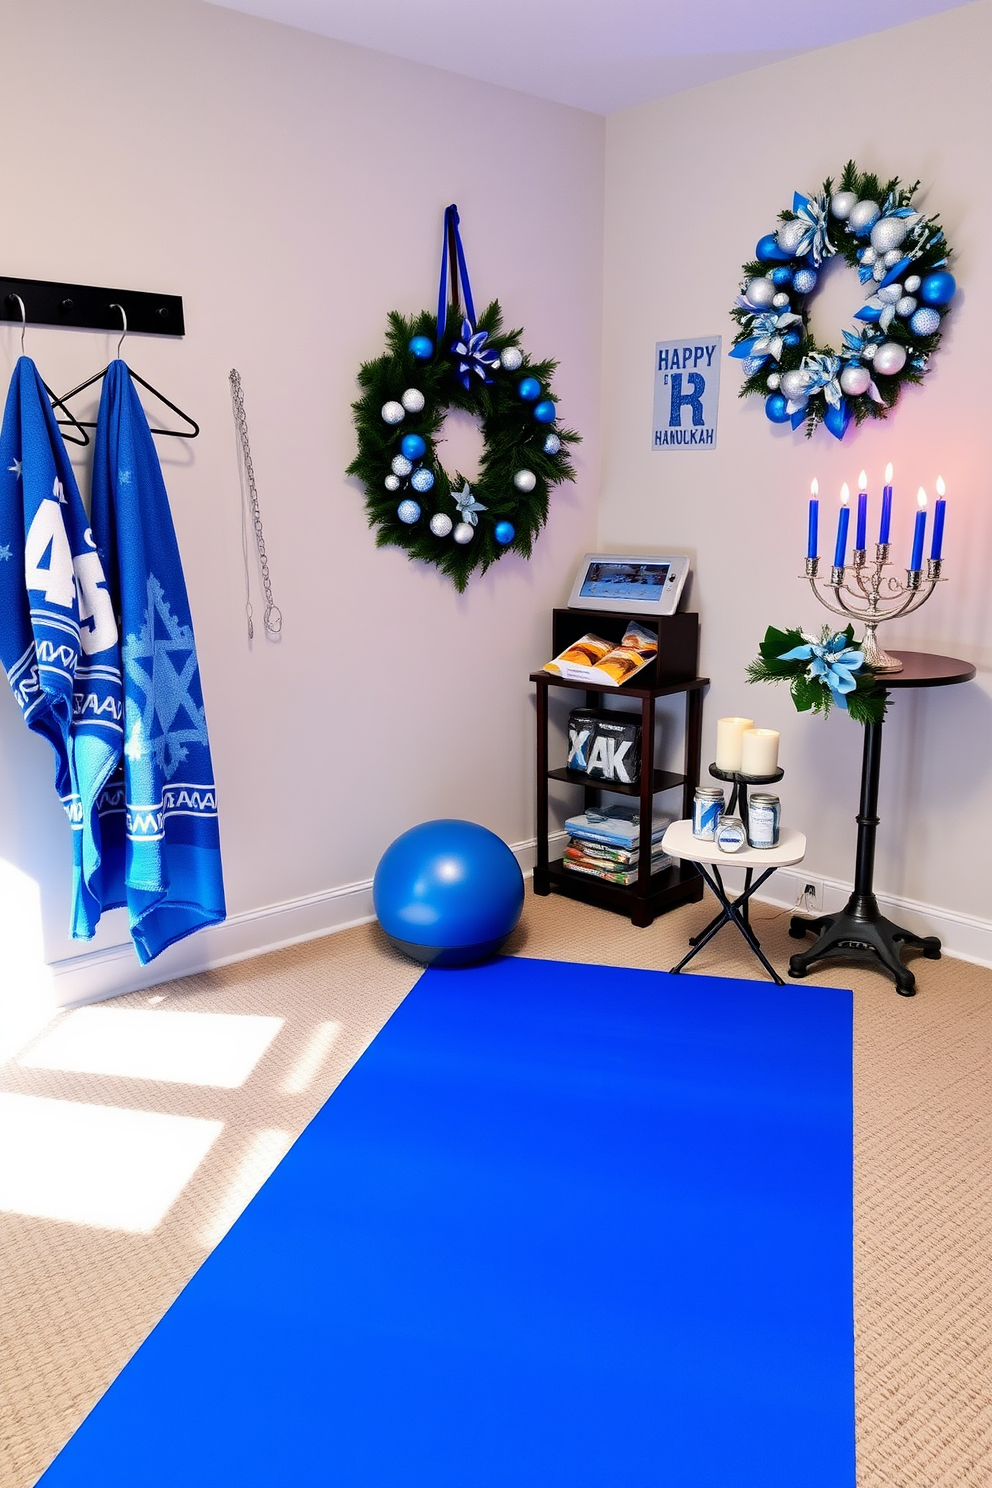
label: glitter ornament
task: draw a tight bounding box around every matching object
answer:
[776,219,806,255]
[872,342,908,376]
[910,307,941,337]
[904,274,921,293]
[513,470,537,493]
[745,277,777,308]
[771,267,793,287]
[780,369,808,401]
[543,433,561,455]
[381,400,405,424]
[766,373,781,390]
[782,330,801,348]
[397,499,421,524]
[391,455,413,477]
[896,296,917,317]
[410,467,435,492]
[883,250,903,267]
[384,474,401,492]
[831,190,857,220]
[429,513,453,538]
[500,347,523,371]
[401,388,425,413]
[772,292,790,308]
[840,365,871,396]
[870,215,913,254]
[848,200,881,235]
[453,522,474,544]
[494,521,515,545]
[792,268,817,294]
[859,246,878,266]
[408,335,433,360]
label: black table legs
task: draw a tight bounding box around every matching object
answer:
[671,862,782,984]
[786,712,941,996]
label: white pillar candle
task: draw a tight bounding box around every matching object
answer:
[740,728,780,777]
[715,717,754,771]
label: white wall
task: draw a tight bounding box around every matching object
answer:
[0,0,604,1003]
[600,2,992,942]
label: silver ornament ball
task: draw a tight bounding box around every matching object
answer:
[839,365,871,396]
[766,373,781,390]
[513,469,537,493]
[779,369,808,401]
[792,268,817,294]
[831,190,857,220]
[904,274,921,293]
[859,246,877,266]
[384,474,401,492]
[453,522,474,545]
[877,285,902,305]
[397,499,421,525]
[410,467,435,492]
[543,433,561,455]
[895,296,918,317]
[381,400,405,425]
[872,342,908,377]
[391,455,413,477]
[772,291,790,308]
[872,262,888,282]
[870,216,911,254]
[745,277,777,309]
[401,388,425,413]
[910,307,941,337]
[848,200,881,235]
[500,347,523,371]
[776,220,806,255]
[430,513,453,538]
[883,249,903,267]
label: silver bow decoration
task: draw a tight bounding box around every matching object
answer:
[861,283,902,332]
[451,319,500,390]
[741,308,802,364]
[452,481,487,526]
[802,353,844,408]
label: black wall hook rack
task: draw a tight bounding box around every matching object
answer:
[1,276,185,337]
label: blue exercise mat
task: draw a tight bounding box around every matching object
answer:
[38,958,854,1487]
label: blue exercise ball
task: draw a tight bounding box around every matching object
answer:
[373,819,524,968]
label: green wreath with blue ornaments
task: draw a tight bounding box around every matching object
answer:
[348,206,579,591]
[730,162,957,440]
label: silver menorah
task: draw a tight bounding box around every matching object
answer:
[804,549,944,672]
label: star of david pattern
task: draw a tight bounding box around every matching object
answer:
[123,573,208,781]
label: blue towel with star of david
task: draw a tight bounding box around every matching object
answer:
[90,360,225,964]
[0,356,123,939]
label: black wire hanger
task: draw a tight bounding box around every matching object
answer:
[5,293,93,447]
[53,304,200,439]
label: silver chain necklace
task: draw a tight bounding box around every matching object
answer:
[230,368,282,640]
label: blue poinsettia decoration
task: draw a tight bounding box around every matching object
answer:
[746,623,885,724]
[450,319,500,390]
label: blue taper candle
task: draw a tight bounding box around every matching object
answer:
[879,462,893,544]
[931,476,946,560]
[833,484,850,568]
[856,469,868,550]
[807,478,819,558]
[910,489,927,571]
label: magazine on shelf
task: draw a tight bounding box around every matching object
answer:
[544,622,657,687]
[563,805,673,852]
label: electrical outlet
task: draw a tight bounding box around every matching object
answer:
[798,878,822,913]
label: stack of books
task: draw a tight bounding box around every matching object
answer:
[561,806,674,886]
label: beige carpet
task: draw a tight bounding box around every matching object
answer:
[2,888,990,1487]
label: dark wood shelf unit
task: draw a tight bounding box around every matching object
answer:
[532,607,709,928]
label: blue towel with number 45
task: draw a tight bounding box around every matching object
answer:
[90,360,225,963]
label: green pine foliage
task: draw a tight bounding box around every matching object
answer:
[347,301,580,592]
[732,162,953,437]
[746,624,888,726]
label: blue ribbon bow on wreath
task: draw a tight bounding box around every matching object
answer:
[437,204,501,389]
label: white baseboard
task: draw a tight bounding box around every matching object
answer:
[48,835,990,1007]
[48,832,570,1009]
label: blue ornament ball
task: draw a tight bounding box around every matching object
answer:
[408,335,434,360]
[518,376,541,401]
[910,307,941,337]
[756,233,791,263]
[373,819,524,967]
[782,330,801,348]
[792,268,818,294]
[396,499,420,524]
[920,271,956,306]
[765,393,790,424]
[410,467,435,492]
[533,400,556,423]
[400,433,427,461]
[771,267,793,287]
[494,521,515,545]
